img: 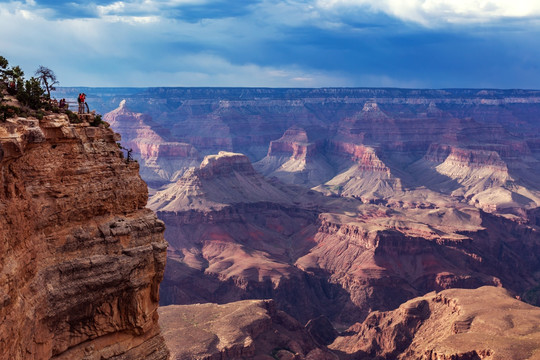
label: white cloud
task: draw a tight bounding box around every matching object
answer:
[97,1,126,16]
[315,0,540,26]
[142,53,353,87]
[0,3,352,87]
[1,0,539,88]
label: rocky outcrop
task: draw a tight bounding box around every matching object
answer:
[148,151,294,212]
[94,88,540,215]
[423,144,508,169]
[104,100,200,187]
[330,286,540,360]
[254,127,334,187]
[267,127,313,158]
[159,300,337,360]
[328,142,389,173]
[149,152,540,327]
[0,113,168,359]
[411,143,540,212]
[314,142,404,200]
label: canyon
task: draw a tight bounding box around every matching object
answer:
[31,87,540,358]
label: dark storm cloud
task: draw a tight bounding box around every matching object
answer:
[0,0,539,87]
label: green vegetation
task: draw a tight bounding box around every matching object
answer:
[1,55,45,110]
[16,77,44,110]
[65,109,81,123]
[90,113,103,127]
[0,104,21,121]
[0,54,104,126]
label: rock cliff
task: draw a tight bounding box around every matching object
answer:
[0,112,169,359]
[330,286,540,360]
[149,152,540,326]
[159,300,337,360]
[61,86,540,357]
[104,100,200,188]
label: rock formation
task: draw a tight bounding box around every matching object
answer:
[104,100,200,188]
[330,286,540,360]
[149,152,540,326]
[159,300,337,360]
[50,86,540,358]
[0,108,169,359]
[254,127,334,187]
[148,151,294,211]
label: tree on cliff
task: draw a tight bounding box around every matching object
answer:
[17,77,44,110]
[0,56,8,79]
[35,65,58,100]
[0,56,24,92]
[0,55,44,110]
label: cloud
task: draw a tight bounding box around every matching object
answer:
[1,0,539,88]
[314,0,540,26]
[120,53,354,87]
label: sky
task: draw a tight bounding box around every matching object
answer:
[1,0,540,88]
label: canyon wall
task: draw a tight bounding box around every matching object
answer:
[0,112,169,359]
[98,87,540,214]
[54,86,540,358]
[148,152,540,327]
[330,286,540,360]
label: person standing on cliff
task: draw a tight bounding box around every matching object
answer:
[81,93,86,114]
[77,93,83,114]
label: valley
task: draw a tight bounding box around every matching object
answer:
[58,86,540,359]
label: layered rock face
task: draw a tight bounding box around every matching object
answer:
[159,300,337,360]
[149,152,540,326]
[330,286,540,360]
[104,100,200,188]
[85,87,540,357]
[90,88,540,213]
[254,127,334,187]
[0,113,169,359]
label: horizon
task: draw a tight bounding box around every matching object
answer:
[55,85,540,90]
[2,1,540,89]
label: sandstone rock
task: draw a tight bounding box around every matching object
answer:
[158,299,336,360]
[0,114,169,359]
[330,286,540,360]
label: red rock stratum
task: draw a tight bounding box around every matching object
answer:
[330,286,540,360]
[0,110,169,359]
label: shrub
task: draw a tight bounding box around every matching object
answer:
[90,114,103,127]
[16,77,44,110]
[65,110,80,123]
[34,110,45,120]
[0,105,21,121]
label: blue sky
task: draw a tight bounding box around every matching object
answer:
[1,0,539,88]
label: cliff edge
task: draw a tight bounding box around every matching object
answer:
[0,111,169,359]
